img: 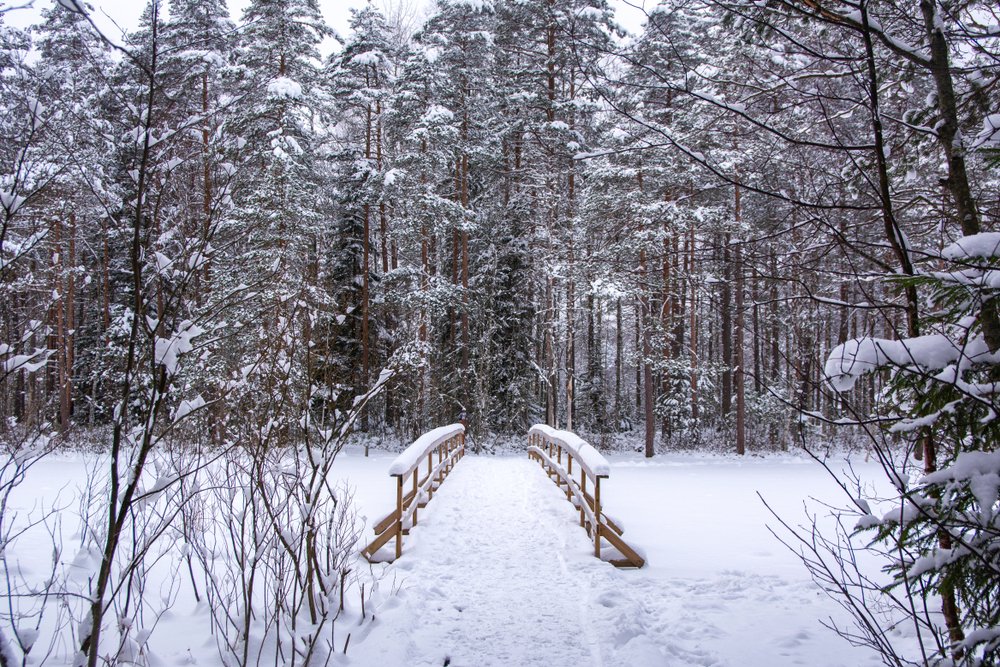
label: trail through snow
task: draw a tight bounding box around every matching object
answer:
[356,456,605,666]
[351,455,885,667]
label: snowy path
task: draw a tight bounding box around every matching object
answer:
[355,456,604,666]
[349,454,887,667]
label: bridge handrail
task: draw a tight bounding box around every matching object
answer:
[363,423,466,562]
[527,425,644,568]
[389,423,465,476]
[528,424,610,480]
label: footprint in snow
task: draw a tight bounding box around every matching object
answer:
[776,629,811,648]
[596,591,624,608]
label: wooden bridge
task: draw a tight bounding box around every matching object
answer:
[363,424,644,568]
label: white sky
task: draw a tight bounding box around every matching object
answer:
[4,0,650,49]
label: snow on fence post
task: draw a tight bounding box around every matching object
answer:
[526,424,644,568]
[364,423,467,562]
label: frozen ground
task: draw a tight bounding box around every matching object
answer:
[5,448,897,666]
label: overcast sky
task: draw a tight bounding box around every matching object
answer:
[4,0,650,50]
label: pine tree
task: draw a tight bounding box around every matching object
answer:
[222,0,335,438]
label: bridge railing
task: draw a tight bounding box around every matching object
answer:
[527,424,644,568]
[363,424,465,562]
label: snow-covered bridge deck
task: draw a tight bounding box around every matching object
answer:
[355,455,612,666]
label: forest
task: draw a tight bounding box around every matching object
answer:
[1,0,999,664]
[1,0,997,451]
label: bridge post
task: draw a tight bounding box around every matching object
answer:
[566,454,573,500]
[412,468,419,525]
[594,477,602,558]
[427,452,434,499]
[395,475,404,559]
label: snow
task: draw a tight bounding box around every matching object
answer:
[153,320,204,376]
[451,0,494,10]
[973,113,1000,150]
[1,348,50,374]
[0,189,26,216]
[528,424,610,476]
[153,251,172,274]
[172,394,205,421]
[922,450,1000,522]
[837,9,928,62]
[941,231,1000,260]
[922,450,1000,486]
[577,6,605,20]
[349,50,382,66]
[423,104,454,124]
[266,77,303,100]
[382,168,403,187]
[387,423,465,475]
[823,334,996,392]
[54,0,86,13]
[1,448,911,666]
[352,452,893,666]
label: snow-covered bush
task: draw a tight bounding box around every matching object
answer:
[824,233,1000,665]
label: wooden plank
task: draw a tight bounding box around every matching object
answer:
[363,519,400,558]
[602,527,645,568]
[565,454,573,500]
[366,426,470,563]
[601,512,624,536]
[529,446,599,531]
[427,451,434,500]
[372,507,400,535]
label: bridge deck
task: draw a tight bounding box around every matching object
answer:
[356,456,612,666]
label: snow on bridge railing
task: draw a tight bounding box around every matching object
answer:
[528,425,644,568]
[363,423,465,562]
[528,424,611,478]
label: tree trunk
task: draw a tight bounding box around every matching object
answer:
[52,217,65,432]
[615,298,623,424]
[733,187,745,455]
[689,226,699,423]
[661,223,672,439]
[721,232,732,421]
[545,276,557,427]
[640,246,655,458]
[566,239,575,431]
[866,3,964,649]
[63,213,76,430]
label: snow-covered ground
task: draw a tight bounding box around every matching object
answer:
[5,447,897,666]
[349,451,889,667]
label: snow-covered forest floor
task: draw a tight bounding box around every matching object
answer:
[7,444,911,666]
